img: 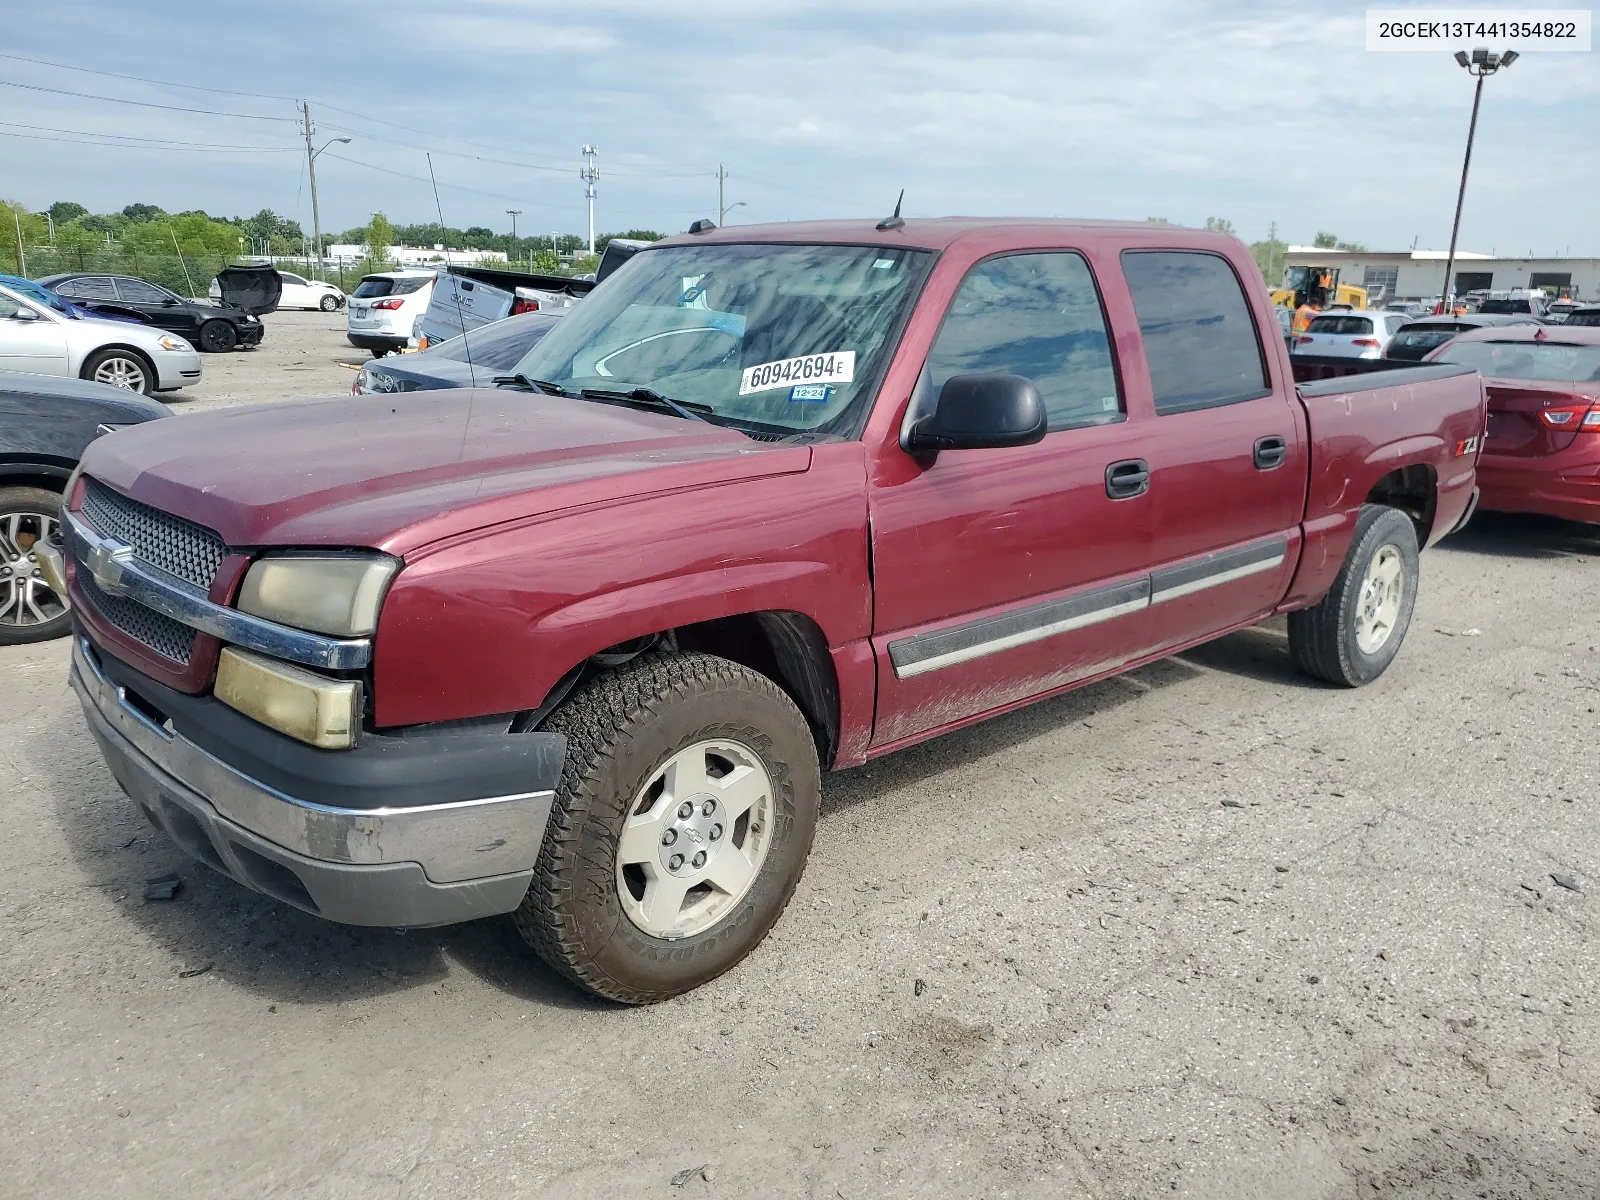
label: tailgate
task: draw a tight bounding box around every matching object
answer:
[419,272,513,344]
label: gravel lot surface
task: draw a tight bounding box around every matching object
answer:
[164,308,368,413]
[3,330,1599,1196]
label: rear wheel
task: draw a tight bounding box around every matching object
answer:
[198,320,237,353]
[1289,505,1419,687]
[319,294,338,312]
[513,652,820,1003]
[0,487,71,645]
[81,348,153,394]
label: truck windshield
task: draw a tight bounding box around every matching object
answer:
[1435,341,1600,382]
[507,243,932,437]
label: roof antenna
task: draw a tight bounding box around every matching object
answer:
[876,190,905,231]
[427,151,476,387]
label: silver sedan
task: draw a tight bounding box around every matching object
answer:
[0,283,202,394]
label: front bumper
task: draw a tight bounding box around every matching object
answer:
[236,321,265,347]
[152,349,203,390]
[71,637,565,927]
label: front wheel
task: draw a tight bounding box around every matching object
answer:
[319,294,338,311]
[198,320,237,353]
[513,652,820,1003]
[82,348,153,394]
[0,487,72,644]
[1289,504,1420,687]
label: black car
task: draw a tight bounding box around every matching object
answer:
[1566,306,1600,328]
[38,273,264,353]
[1383,313,1544,362]
[352,310,565,394]
[0,373,169,643]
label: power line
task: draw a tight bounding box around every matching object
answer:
[0,51,299,102]
[0,128,298,153]
[320,152,568,210]
[0,118,297,151]
[0,78,295,121]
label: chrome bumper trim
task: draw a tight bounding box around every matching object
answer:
[71,638,553,883]
[62,506,371,670]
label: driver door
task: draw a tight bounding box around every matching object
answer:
[0,296,69,375]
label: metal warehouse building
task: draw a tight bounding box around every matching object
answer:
[1281,247,1600,303]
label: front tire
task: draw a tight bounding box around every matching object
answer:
[198,320,237,353]
[81,348,154,394]
[319,294,338,312]
[0,487,72,644]
[513,652,820,1004]
[1289,505,1420,687]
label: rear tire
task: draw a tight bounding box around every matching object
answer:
[0,487,72,645]
[513,652,820,1004]
[1289,504,1419,687]
[198,320,237,353]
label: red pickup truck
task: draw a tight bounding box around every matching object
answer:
[48,218,1485,1003]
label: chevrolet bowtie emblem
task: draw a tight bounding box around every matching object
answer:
[85,536,136,596]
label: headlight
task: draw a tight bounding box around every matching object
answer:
[237,552,399,637]
[157,335,191,352]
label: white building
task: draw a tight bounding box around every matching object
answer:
[1281,247,1600,303]
[323,244,510,268]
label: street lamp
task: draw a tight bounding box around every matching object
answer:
[307,135,352,281]
[1437,48,1518,313]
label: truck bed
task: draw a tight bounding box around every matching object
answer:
[418,266,594,345]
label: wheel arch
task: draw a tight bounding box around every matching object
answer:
[0,459,72,494]
[1364,462,1437,547]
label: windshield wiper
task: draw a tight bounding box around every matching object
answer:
[579,387,715,425]
[493,373,570,395]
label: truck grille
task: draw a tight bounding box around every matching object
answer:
[77,573,197,665]
[80,477,227,591]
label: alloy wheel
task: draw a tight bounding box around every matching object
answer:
[1355,543,1405,654]
[0,512,68,628]
[92,355,147,392]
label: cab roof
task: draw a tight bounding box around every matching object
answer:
[659,216,1227,253]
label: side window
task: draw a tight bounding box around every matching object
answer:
[1121,251,1270,415]
[281,274,306,286]
[925,252,1121,431]
[58,276,117,300]
[0,296,23,318]
[117,279,174,305]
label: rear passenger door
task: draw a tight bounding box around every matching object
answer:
[868,250,1160,748]
[1118,250,1306,650]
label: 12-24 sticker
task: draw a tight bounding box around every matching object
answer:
[739,351,855,396]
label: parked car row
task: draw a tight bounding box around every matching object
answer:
[0,280,202,394]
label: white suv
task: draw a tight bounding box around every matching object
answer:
[346,271,436,355]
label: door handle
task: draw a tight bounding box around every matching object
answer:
[1105,458,1150,499]
[1253,435,1287,470]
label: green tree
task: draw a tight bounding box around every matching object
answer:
[364,211,395,269]
[122,202,166,222]
[530,248,562,273]
[1203,217,1236,236]
[49,200,89,225]
[1251,236,1287,285]
[1311,231,1367,252]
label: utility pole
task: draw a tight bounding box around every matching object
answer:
[718,163,727,226]
[301,102,323,282]
[580,145,599,254]
[1266,220,1279,285]
[506,209,521,241]
[1439,48,1518,313]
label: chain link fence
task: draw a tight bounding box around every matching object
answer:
[13,248,356,298]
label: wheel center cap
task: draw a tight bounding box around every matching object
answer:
[658,794,724,878]
[10,559,34,580]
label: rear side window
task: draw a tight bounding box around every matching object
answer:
[354,276,428,298]
[55,276,117,300]
[1306,315,1374,335]
[1121,251,1269,415]
[1391,326,1459,350]
[117,279,175,305]
[1568,310,1600,327]
[925,252,1122,432]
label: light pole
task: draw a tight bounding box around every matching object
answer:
[301,99,352,282]
[1438,48,1518,313]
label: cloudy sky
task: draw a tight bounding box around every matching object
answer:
[5,0,1596,252]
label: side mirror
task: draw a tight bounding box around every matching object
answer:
[904,373,1047,454]
[10,306,40,322]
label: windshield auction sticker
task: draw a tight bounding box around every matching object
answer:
[1366,9,1591,51]
[739,351,856,396]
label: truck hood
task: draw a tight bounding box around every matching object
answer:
[79,389,811,555]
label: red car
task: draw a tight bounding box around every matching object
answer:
[1426,325,1600,524]
[50,218,1485,1002]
